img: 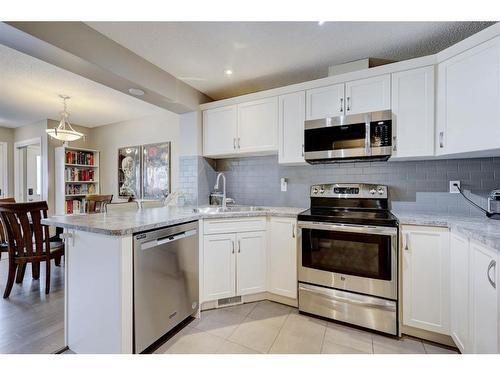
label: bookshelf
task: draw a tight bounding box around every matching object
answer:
[55,146,100,215]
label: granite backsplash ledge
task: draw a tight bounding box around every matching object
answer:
[213,155,500,217]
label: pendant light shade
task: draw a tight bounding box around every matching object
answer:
[46,95,84,142]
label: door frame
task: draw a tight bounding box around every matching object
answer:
[14,137,45,202]
[0,141,7,197]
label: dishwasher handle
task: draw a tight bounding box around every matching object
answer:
[141,229,197,250]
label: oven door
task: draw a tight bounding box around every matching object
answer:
[298,221,397,300]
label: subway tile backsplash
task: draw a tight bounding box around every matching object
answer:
[213,155,500,217]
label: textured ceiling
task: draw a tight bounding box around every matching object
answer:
[87,21,495,100]
[0,43,163,128]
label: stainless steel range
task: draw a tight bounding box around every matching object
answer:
[297,183,399,335]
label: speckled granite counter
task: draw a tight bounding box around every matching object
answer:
[42,205,305,236]
[393,211,500,252]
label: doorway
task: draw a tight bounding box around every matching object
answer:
[14,138,43,203]
[0,142,7,198]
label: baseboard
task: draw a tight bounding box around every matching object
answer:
[402,325,457,349]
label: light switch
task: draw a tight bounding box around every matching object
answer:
[280,178,288,192]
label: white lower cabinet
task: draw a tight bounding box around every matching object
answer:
[202,233,236,301]
[450,232,471,353]
[402,225,450,334]
[470,241,498,353]
[267,217,298,299]
[236,231,267,296]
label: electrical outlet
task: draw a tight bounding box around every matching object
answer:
[449,180,461,194]
[280,177,287,192]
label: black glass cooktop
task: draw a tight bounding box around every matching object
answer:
[298,208,398,227]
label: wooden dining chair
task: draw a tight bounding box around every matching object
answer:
[0,197,16,261]
[0,201,64,298]
[85,194,113,213]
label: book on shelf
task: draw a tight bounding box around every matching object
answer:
[65,150,95,166]
[65,198,87,214]
[65,183,96,195]
[65,167,95,182]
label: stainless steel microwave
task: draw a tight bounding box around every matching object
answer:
[304,110,392,164]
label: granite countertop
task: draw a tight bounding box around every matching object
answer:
[393,211,500,252]
[42,205,305,236]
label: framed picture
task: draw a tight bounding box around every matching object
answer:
[142,142,171,199]
[118,146,142,198]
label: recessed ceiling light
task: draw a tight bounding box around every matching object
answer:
[224,69,233,76]
[128,88,145,96]
[318,21,325,26]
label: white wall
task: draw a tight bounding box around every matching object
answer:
[179,111,202,156]
[0,126,14,196]
[91,110,180,200]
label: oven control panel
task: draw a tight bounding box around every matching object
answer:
[310,183,388,199]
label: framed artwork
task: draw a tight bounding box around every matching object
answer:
[118,146,141,198]
[142,142,171,199]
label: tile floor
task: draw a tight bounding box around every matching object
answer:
[154,300,458,354]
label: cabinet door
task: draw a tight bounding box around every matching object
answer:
[237,97,278,153]
[203,233,236,301]
[203,105,238,156]
[437,37,500,155]
[391,67,435,159]
[345,74,391,115]
[278,91,306,164]
[402,226,450,334]
[305,83,345,120]
[236,231,267,296]
[268,218,297,299]
[450,233,471,353]
[470,241,498,353]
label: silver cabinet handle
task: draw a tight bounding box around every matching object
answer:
[346,96,351,111]
[392,136,397,151]
[340,97,343,113]
[292,223,296,238]
[237,138,241,149]
[439,131,444,148]
[237,240,241,253]
[231,240,235,254]
[487,260,496,289]
[404,233,410,251]
[233,138,236,150]
[301,144,305,157]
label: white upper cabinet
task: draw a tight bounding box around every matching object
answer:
[402,226,450,335]
[450,232,471,353]
[279,91,306,164]
[470,241,498,354]
[345,74,391,115]
[391,67,435,159]
[236,231,267,296]
[267,217,298,299]
[237,97,278,153]
[305,83,345,120]
[437,36,500,155]
[203,105,238,157]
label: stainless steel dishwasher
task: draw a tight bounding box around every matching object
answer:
[133,221,199,353]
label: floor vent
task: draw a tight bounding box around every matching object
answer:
[217,296,242,307]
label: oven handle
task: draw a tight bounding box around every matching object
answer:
[297,221,397,236]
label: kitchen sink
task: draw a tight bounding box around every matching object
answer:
[192,206,268,214]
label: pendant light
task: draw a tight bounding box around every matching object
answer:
[46,95,84,142]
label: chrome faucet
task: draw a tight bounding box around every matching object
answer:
[214,172,227,209]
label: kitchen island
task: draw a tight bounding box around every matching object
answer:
[42,205,303,354]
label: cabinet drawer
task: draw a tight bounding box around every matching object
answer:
[203,217,267,235]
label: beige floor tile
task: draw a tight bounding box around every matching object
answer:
[156,327,224,354]
[190,316,239,339]
[423,342,459,354]
[221,302,258,317]
[372,335,425,354]
[228,316,285,353]
[216,340,260,354]
[323,322,373,354]
[202,308,247,325]
[247,301,292,323]
[270,313,326,354]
